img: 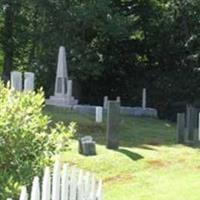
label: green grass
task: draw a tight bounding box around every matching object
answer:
[44,105,200,200]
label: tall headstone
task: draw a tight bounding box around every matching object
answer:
[46,46,78,107]
[96,106,103,123]
[67,80,72,97]
[198,112,200,141]
[142,88,146,109]
[11,71,22,91]
[24,72,35,91]
[176,113,185,143]
[103,96,108,109]
[106,101,120,149]
[186,104,195,141]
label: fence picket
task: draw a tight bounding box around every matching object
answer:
[52,161,61,200]
[84,172,90,198]
[31,177,40,200]
[42,167,51,200]
[89,174,96,200]
[19,186,28,200]
[7,162,103,200]
[77,170,84,200]
[61,164,69,200]
[96,180,102,200]
[69,167,77,200]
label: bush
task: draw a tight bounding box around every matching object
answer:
[0,82,76,199]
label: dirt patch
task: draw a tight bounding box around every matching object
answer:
[104,174,133,184]
[147,159,170,168]
[177,158,186,163]
[195,165,200,170]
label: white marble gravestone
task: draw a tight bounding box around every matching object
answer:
[96,106,103,123]
[24,72,35,91]
[11,71,22,91]
[46,46,78,107]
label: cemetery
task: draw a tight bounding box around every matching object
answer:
[1,1,200,200]
[5,45,200,200]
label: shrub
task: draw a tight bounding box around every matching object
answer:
[0,82,76,199]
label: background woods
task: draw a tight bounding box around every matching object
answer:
[1,0,200,119]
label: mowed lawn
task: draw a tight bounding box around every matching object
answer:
[44,106,200,200]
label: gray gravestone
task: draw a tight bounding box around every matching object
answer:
[82,141,96,156]
[186,104,195,141]
[103,96,108,109]
[142,88,146,109]
[176,113,185,143]
[11,71,22,91]
[24,72,35,91]
[79,136,96,156]
[106,101,120,149]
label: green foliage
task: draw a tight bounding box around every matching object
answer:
[0,82,76,200]
[2,0,200,118]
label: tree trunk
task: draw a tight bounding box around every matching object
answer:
[2,0,14,83]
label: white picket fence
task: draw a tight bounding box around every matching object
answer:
[7,161,102,200]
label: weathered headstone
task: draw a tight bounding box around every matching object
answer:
[82,141,96,156]
[193,107,198,129]
[11,71,22,91]
[116,96,121,104]
[142,88,146,109]
[199,112,200,141]
[176,113,185,143]
[96,106,103,123]
[67,80,72,97]
[24,72,35,91]
[193,107,199,142]
[186,104,195,141]
[106,101,120,149]
[79,136,96,156]
[103,96,108,109]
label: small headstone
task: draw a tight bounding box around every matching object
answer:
[79,136,96,156]
[103,96,108,109]
[116,96,121,104]
[176,113,185,143]
[142,88,146,109]
[11,71,22,91]
[106,101,120,150]
[24,72,35,91]
[96,106,103,123]
[82,141,96,156]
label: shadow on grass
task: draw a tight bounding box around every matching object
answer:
[117,148,143,161]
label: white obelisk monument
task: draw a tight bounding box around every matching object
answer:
[46,46,78,107]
